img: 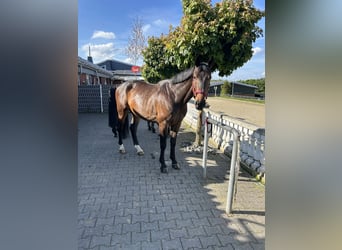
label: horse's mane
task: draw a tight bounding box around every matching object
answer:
[169,67,195,85]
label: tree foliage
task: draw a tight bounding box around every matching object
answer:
[240,78,265,93]
[142,36,179,83]
[221,80,231,95]
[142,0,264,82]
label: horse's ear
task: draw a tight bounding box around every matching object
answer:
[208,59,216,70]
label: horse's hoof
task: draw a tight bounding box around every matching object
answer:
[134,145,144,156]
[172,163,180,170]
[160,167,168,173]
[119,145,126,154]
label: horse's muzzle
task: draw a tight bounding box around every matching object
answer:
[195,100,206,110]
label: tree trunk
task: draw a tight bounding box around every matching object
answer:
[194,110,203,146]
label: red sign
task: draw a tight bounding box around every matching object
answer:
[131,66,140,73]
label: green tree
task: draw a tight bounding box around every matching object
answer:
[142,0,264,144]
[221,80,231,95]
[142,36,178,83]
[143,0,264,80]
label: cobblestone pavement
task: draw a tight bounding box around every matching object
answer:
[78,114,265,250]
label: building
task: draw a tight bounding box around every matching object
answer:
[208,81,258,97]
[78,56,114,85]
[231,81,258,97]
[78,46,143,85]
[97,59,143,82]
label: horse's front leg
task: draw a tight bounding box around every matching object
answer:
[170,130,180,170]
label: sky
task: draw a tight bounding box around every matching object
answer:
[78,0,265,81]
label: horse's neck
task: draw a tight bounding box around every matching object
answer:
[171,78,193,105]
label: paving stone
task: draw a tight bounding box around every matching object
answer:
[140,206,157,215]
[203,225,223,236]
[110,232,131,246]
[141,221,158,232]
[158,219,176,230]
[151,229,170,241]
[106,208,124,217]
[199,235,222,248]
[103,224,122,235]
[196,209,214,218]
[132,213,149,223]
[141,240,162,250]
[131,231,151,243]
[175,218,194,228]
[119,243,141,250]
[192,217,211,227]
[114,215,131,225]
[96,217,114,227]
[187,226,206,238]
[161,238,183,250]
[169,227,188,239]
[81,226,104,239]
[90,235,111,248]
[124,207,140,216]
[78,237,91,249]
[250,242,265,250]
[165,211,182,221]
[212,244,234,250]
[208,217,226,226]
[180,237,202,249]
[181,211,199,220]
[122,222,141,234]
[149,212,166,222]
[172,205,188,213]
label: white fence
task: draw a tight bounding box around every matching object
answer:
[183,102,265,180]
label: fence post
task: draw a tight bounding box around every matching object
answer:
[99,84,103,113]
[202,112,241,214]
[226,130,240,214]
[202,112,209,178]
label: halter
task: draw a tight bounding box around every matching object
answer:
[192,86,207,98]
[192,62,209,98]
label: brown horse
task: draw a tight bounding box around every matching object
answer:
[114,61,211,173]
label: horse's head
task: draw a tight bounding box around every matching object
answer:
[192,62,211,110]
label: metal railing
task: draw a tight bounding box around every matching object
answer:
[202,111,241,214]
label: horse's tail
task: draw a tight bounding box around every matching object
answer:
[113,87,129,139]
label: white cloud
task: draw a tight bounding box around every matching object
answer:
[142,24,151,33]
[153,19,167,27]
[91,30,115,40]
[81,43,116,63]
[124,57,133,64]
[252,47,263,55]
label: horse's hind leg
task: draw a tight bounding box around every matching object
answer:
[170,124,181,170]
[117,109,129,154]
[130,115,144,156]
[117,116,126,154]
[158,122,168,173]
